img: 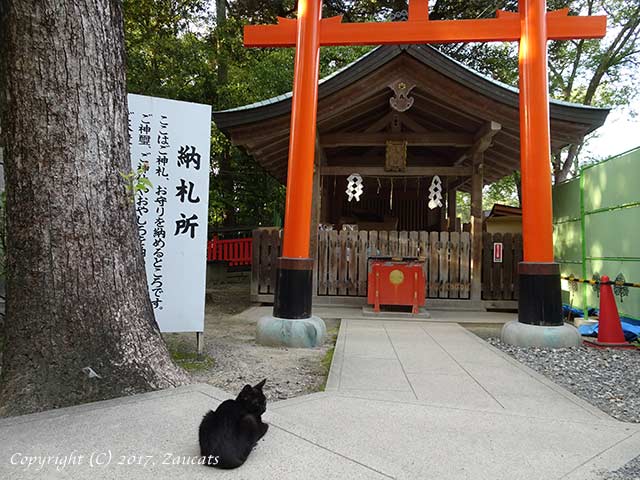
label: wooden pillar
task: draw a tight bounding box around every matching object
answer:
[321,175,330,223]
[310,139,322,297]
[317,133,329,224]
[332,176,343,224]
[470,153,484,301]
[447,180,457,231]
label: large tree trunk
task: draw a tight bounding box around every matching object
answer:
[0,0,189,417]
[215,0,235,226]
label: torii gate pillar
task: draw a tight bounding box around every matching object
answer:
[503,0,583,346]
[255,0,327,348]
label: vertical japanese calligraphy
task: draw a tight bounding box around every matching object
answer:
[151,115,169,310]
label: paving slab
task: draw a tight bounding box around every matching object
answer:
[312,317,640,478]
[339,356,414,392]
[330,320,615,422]
[274,390,640,480]
[343,327,398,359]
[0,384,389,480]
[406,372,503,410]
[2,315,639,480]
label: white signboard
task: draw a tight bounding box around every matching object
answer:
[493,242,504,263]
[128,94,211,333]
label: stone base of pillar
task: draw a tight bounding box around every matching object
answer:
[501,320,582,348]
[257,256,326,348]
[256,315,327,348]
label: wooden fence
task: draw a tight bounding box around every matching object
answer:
[207,236,252,266]
[482,232,522,301]
[251,229,281,295]
[252,229,472,299]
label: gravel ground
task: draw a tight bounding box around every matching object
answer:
[164,280,338,402]
[604,456,640,480]
[485,335,640,479]
[487,338,640,423]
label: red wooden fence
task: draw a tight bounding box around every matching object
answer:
[207,236,252,266]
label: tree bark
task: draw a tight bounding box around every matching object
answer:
[0,0,189,417]
[215,0,235,226]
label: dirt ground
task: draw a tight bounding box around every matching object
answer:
[163,280,339,402]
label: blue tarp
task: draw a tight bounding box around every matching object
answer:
[564,304,639,342]
[578,319,640,343]
[563,305,597,318]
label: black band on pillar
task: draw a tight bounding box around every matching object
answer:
[518,262,563,326]
[273,257,314,319]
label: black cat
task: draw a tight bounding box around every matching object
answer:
[198,379,269,469]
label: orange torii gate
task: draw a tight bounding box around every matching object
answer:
[247,0,606,346]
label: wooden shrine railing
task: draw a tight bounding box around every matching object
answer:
[481,232,522,301]
[251,229,472,299]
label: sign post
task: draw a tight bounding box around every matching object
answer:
[245,0,606,347]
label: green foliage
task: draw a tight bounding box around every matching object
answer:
[455,173,520,224]
[432,0,640,180]
[230,1,410,23]
[483,174,520,210]
[123,0,212,102]
[120,166,153,204]
[320,346,335,390]
[319,323,339,390]
[209,126,286,226]
[123,1,381,228]
[169,345,215,372]
[122,0,639,225]
[456,191,471,224]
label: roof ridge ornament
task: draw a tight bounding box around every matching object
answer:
[389,80,416,112]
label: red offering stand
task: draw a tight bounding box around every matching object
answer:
[367,257,426,314]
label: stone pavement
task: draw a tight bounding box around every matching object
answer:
[1,318,639,480]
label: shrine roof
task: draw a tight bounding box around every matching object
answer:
[212,44,609,186]
[213,44,608,128]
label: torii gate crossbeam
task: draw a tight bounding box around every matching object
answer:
[244,8,605,46]
[247,0,606,347]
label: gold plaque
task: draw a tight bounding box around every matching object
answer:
[389,269,404,285]
[385,140,407,171]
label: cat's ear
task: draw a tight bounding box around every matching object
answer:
[255,378,267,390]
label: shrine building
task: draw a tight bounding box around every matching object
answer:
[212,44,608,310]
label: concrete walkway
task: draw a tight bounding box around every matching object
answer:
[2,319,639,479]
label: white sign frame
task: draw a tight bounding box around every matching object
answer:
[493,242,504,263]
[128,93,211,334]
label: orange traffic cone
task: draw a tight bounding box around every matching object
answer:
[586,275,633,348]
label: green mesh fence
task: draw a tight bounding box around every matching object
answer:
[553,147,640,320]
